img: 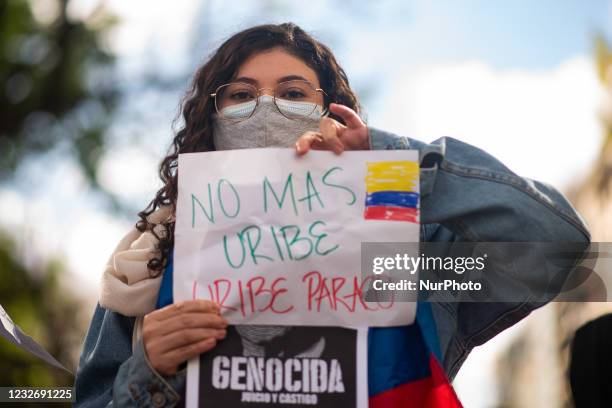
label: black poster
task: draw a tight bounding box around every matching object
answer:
[197,325,359,407]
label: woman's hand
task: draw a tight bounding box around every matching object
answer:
[142,300,228,376]
[295,103,369,155]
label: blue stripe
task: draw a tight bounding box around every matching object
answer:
[365,191,419,208]
[368,324,430,396]
[368,302,444,396]
[416,302,442,362]
[156,252,174,309]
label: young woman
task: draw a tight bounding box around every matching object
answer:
[75,23,589,407]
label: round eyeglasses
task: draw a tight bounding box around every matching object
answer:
[210,79,327,121]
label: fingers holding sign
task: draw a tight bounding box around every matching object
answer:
[295,103,369,156]
[295,131,327,154]
[143,300,228,376]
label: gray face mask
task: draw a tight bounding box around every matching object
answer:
[213,95,323,150]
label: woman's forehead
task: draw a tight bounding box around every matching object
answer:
[234,48,319,87]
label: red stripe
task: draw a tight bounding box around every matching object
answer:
[370,356,463,408]
[369,377,433,408]
[364,206,418,222]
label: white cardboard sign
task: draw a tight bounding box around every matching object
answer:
[174,148,419,327]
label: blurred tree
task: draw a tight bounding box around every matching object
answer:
[570,35,612,239]
[0,0,117,187]
[0,0,116,394]
[0,228,86,402]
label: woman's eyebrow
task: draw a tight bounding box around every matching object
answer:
[277,75,309,83]
[232,75,311,85]
[233,76,258,85]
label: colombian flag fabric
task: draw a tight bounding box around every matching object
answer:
[368,303,463,408]
[364,161,419,223]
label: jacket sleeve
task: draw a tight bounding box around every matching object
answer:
[75,304,185,407]
[368,128,591,377]
[369,127,589,242]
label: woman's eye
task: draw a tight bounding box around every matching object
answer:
[230,91,255,100]
[281,89,307,99]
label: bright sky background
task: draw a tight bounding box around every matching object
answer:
[2,1,612,406]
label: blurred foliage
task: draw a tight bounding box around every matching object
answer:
[595,35,612,145]
[0,0,115,393]
[0,228,87,397]
[586,35,612,196]
[0,0,118,187]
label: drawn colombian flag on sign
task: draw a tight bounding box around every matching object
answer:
[364,161,419,223]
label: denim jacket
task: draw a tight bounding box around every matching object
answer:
[74,129,590,407]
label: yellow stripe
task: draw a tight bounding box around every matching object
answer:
[365,161,418,193]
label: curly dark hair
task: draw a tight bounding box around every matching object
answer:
[136,22,361,276]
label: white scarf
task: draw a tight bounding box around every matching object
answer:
[99,206,173,317]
